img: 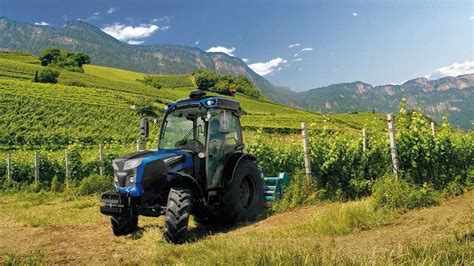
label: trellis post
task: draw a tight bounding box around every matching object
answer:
[99,144,104,177]
[431,122,436,138]
[362,128,367,152]
[301,122,312,183]
[387,114,399,179]
[136,139,141,151]
[7,152,11,180]
[34,151,39,183]
[65,150,69,189]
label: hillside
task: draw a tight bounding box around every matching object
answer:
[0,191,472,264]
[288,76,474,130]
[0,51,386,148]
[0,17,281,100]
[2,18,470,130]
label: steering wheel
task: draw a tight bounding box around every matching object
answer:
[175,139,205,154]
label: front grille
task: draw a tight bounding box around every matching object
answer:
[100,191,130,216]
[113,159,135,187]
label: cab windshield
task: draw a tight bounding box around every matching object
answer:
[159,107,207,149]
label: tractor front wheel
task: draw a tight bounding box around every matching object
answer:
[164,188,192,243]
[111,215,138,236]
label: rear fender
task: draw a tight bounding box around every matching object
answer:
[221,152,257,187]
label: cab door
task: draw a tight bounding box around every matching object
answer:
[206,110,242,188]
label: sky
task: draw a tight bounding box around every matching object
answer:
[0,0,473,91]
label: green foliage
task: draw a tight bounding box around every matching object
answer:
[134,99,160,117]
[272,171,324,212]
[138,74,195,89]
[304,200,397,236]
[39,48,90,71]
[397,100,473,188]
[372,175,442,209]
[50,175,62,192]
[77,174,113,195]
[2,250,48,265]
[140,75,163,89]
[34,68,59,83]
[193,70,261,98]
[39,48,60,66]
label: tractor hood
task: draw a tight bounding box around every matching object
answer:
[113,149,194,197]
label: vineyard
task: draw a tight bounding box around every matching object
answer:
[1,51,472,194]
[0,50,473,264]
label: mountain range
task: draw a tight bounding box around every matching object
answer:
[288,75,474,129]
[0,17,472,129]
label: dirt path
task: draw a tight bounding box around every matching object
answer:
[0,192,472,264]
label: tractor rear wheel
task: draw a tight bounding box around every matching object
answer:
[164,188,192,243]
[111,215,138,236]
[220,159,264,224]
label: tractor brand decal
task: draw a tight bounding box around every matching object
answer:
[163,155,184,167]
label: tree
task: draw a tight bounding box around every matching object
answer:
[35,69,60,84]
[194,70,218,91]
[74,53,91,67]
[192,70,261,98]
[39,48,61,66]
[38,48,91,71]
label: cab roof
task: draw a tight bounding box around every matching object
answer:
[166,91,241,113]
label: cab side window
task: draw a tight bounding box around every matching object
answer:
[207,111,242,188]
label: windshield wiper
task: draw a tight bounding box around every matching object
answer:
[178,125,200,145]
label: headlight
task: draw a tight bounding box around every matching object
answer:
[123,158,143,170]
[129,176,135,184]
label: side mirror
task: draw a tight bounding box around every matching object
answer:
[140,117,149,138]
[219,111,230,134]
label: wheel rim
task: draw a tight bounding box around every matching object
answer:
[239,176,256,209]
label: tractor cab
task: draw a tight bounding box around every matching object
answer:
[101,90,265,243]
[158,92,243,190]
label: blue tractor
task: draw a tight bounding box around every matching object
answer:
[100,90,265,243]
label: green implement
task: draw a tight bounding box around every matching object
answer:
[263,172,290,201]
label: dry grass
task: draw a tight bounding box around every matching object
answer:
[0,191,472,264]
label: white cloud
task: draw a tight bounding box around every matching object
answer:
[101,23,159,44]
[194,41,200,45]
[127,40,144,45]
[248,58,287,76]
[34,21,49,26]
[206,46,236,56]
[426,61,474,80]
[301,47,313,51]
[107,8,117,14]
[160,25,170,30]
[86,11,101,21]
[353,12,358,17]
[242,58,248,62]
[470,16,474,20]
[294,58,302,62]
[294,53,299,57]
[151,16,171,23]
[288,43,301,48]
[298,67,303,71]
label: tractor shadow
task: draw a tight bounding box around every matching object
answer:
[127,210,271,243]
[185,210,271,243]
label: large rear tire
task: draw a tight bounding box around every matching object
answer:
[164,188,192,243]
[111,215,138,236]
[220,159,264,224]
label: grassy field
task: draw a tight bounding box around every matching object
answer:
[0,191,472,264]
